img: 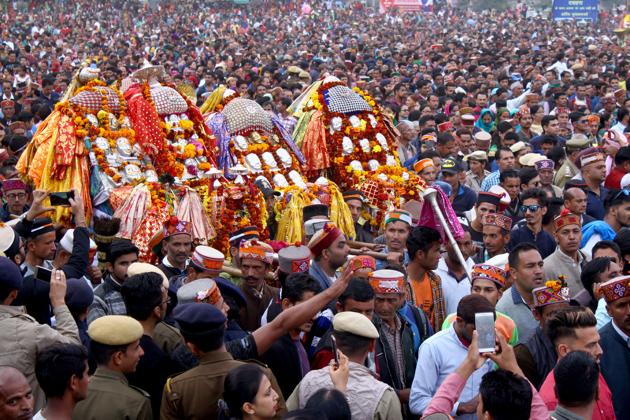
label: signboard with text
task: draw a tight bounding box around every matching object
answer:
[379,0,432,13]
[552,0,599,22]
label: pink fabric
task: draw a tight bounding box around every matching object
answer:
[539,371,615,420]
[422,372,465,418]
[423,371,550,420]
[418,186,465,242]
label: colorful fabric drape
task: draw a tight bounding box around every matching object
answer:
[17,111,92,223]
[300,111,330,173]
[124,84,163,157]
[418,186,464,243]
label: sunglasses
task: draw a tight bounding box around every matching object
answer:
[520,204,541,213]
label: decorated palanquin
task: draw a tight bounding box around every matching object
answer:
[204,96,354,243]
[292,76,427,228]
[16,64,266,259]
[17,67,130,223]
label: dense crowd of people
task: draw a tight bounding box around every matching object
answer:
[1,1,630,420]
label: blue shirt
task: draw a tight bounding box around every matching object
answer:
[507,224,556,259]
[480,170,501,191]
[409,324,494,417]
[375,246,410,270]
[451,183,477,215]
[585,186,608,220]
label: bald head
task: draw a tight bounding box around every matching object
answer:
[0,367,33,420]
[564,187,587,215]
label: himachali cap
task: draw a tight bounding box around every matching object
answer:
[303,204,329,222]
[239,240,275,265]
[308,223,343,257]
[8,121,25,132]
[566,134,591,151]
[461,114,475,126]
[474,131,492,144]
[471,264,507,288]
[342,189,366,203]
[304,218,330,237]
[229,226,260,246]
[510,141,527,154]
[165,216,192,238]
[463,151,488,162]
[576,147,604,169]
[59,229,97,254]
[532,277,570,308]
[149,216,192,251]
[421,134,437,143]
[1,178,27,192]
[476,192,503,208]
[350,255,377,272]
[127,262,168,288]
[535,159,555,171]
[519,153,545,168]
[0,99,14,108]
[437,121,454,132]
[459,107,474,115]
[88,315,143,346]
[413,158,435,173]
[600,275,630,303]
[554,209,581,231]
[482,213,512,231]
[385,209,412,226]
[368,269,405,294]
[278,245,311,274]
[0,223,18,256]
[333,311,379,339]
[177,278,221,305]
[190,246,225,273]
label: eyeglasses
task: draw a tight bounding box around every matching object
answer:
[5,192,26,200]
[520,204,541,213]
[578,119,588,124]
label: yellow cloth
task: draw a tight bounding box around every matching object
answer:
[17,111,92,223]
[199,85,227,114]
[292,109,315,148]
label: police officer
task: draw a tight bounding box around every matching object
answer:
[72,315,152,420]
[160,303,286,420]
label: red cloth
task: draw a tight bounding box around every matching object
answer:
[604,166,627,190]
[539,371,616,420]
[124,84,163,157]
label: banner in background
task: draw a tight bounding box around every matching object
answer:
[552,0,599,21]
[379,0,432,13]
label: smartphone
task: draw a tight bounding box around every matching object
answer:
[35,266,52,283]
[331,335,340,368]
[49,191,74,207]
[475,312,496,353]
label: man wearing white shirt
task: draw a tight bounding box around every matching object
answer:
[409,295,495,419]
[610,108,629,137]
[434,229,475,315]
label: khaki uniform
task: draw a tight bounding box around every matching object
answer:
[553,159,579,189]
[161,351,286,420]
[0,304,80,411]
[154,321,197,370]
[286,361,403,420]
[72,367,152,420]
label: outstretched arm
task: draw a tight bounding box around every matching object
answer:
[251,263,355,355]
